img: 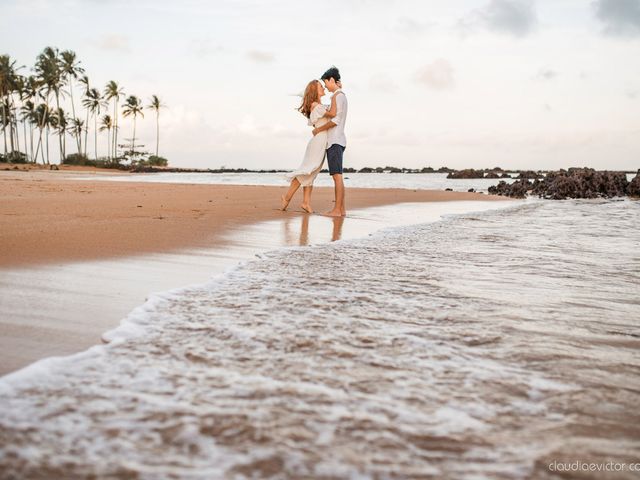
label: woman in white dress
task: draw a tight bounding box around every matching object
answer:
[281,79,338,213]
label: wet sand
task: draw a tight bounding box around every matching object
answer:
[0,169,506,268]
[0,169,512,375]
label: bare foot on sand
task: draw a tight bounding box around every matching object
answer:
[323,209,343,217]
[301,204,313,214]
[280,195,290,211]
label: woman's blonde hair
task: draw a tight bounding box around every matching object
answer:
[298,80,321,119]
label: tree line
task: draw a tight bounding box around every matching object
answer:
[0,47,167,167]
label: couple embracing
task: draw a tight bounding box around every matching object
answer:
[281,66,348,217]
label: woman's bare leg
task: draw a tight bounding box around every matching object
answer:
[301,185,313,213]
[281,178,301,211]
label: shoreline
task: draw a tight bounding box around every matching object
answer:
[0,200,521,378]
[0,170,516,377]
[0,170,508,268]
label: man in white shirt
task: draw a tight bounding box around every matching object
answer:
[313,66,348,217]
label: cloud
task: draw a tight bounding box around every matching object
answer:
[246,50,275,63]
[189,39,224,58]
[536,68,558,80]
[414,59,455,90]
[391,17,433,36]
[458,0,537,37]
[90,34,130,52]
[593,0,640,37]
[369,73,398,93]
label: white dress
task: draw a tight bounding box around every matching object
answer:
[285,104,329,187]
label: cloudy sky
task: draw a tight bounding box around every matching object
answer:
[2,0,639,170]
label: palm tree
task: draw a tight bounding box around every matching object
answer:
[83,88,106,161]
[122,95,143,158]
[35,47,66,162]
[147,95,165,157]
[78,75,91,156]
[104,81,124,161]
[99,114,114,160]
[50,107,68,162]
[60,50,84,154]
[69,118,85,158]
[33,103,49,164]
[20,99,36,162]
[0,55,20,157]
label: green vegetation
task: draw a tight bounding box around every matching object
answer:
[0,48,168,168]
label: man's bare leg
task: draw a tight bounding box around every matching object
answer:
[281,178,301,210]
[301,186,313,213]
[324,174,345,217]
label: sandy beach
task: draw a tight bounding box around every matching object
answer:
[0,168,510,376]
[0,168,506,268]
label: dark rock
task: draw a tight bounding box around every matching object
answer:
[445,188,453,191]
[358,167,374,173]
[517,170,543,180]
[489,168,631,199]
[484,172,500,179]
[626,169,640,197]
[447,169,485,179]
[488,179,530,198]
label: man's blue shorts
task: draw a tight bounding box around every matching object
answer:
[326,144,345,176]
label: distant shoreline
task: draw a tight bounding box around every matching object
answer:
[2,161,636,176]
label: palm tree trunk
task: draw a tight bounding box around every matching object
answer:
[69,81,81,154]
[46,125,50,164]
[131,116,136,157]
[22,119,27,160]
[55,92,63,162]
[29,124,34,163]
[156,112,159,157]
[112,100,117,161]
[35,125,43,163]
[1,99,7,156]
[8,98,15,153]
[84,107,89,157]
[94,114,98,161]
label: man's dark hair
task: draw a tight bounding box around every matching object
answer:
[321,66,340,82]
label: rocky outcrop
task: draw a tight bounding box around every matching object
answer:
[489,168,636,199]
[627,169,640,197]
[447,169,485,179]
[517,170,543,180]
[488,179,531,198]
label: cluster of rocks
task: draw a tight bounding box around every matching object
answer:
[447,168,511,179]
[488,168,640,199]
[358,166,455,174]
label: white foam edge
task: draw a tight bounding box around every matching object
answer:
[0,198,534,394]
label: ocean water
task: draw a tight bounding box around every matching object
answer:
[72,172,513,193]
[1,199,639,479]
[70,171,638,193]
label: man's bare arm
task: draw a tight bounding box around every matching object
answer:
[312,121,335,136]
[323,94,338,118]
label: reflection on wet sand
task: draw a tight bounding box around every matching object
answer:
[282,214,346,246]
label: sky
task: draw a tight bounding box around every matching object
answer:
[1,0,639,170]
